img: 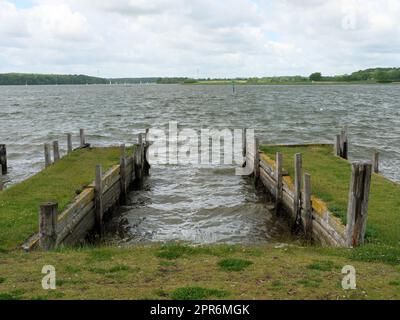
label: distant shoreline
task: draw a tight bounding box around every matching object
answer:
[1,68,400,86]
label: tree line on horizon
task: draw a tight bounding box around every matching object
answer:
[1,68,400,85]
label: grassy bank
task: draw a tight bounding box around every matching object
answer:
[1,145,399,300]
[261,145,400,263]
[1,243,400,300]
[0,147,123,251]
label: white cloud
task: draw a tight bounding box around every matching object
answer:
[0,0,399,77]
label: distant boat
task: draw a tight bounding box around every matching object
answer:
[25,81,28,86]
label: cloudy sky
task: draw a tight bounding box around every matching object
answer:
[0,0,399,78]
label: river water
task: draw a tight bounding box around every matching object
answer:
[1,84,399,244]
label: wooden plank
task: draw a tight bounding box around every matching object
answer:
[57,187,95,229]
[39,202,58,250]
[0,170,3,191]
[275,152,282,215]
[44,143,51,168]
[0,144,7,174]
[102,165,120,193]
[120,144,127,203]
[103,180,121,212]
[373,152,379,173]
[67,133,72,153]
[303,173,312,239]
[80,129,85,147]
[334,135,341,157]
[254,138,260,179]
[340,130,348,159]
[56,201,95,246]
[281,189,295,215]
[126,160,133,187]
[346,162,372,247]
[294,153,302,226]
[242,128,247,157]
[260,159,274,176]
[53,141,60,162]
[95,164,103,235]
[61,207,95,246]
[260,167,277,196]
[312,213,347,246]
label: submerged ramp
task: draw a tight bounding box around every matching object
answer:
[105,164,293,245]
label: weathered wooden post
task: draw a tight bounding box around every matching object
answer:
[120,144,127,203]
[0,144,7,175]
[294,153,302,226]
[372,152,379,174]
[254,137,260,180]
[53,141,60,162]
[134,144,143,189]
[44,143,52,168]
[303,173,313,239]
[0,170,4,191]
[39,202,58,250]
[67,133,73,153]
[242,128,247,158]
[275,152,283,215]
[334,135,341,157]
[340,130,348,159]
[346,162,372,247]
[144,130,151,176]
[80,129,85,147]
[94,164,103,235]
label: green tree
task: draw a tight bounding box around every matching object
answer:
[309,72,322,81]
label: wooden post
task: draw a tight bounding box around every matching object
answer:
[144,130,151,176]
[0,170,4,191]
[334,135,341,157]
[0,144,7,175]
[346,162,372,247]
[67,133,73,153]
[120,144,127,203]
[94,164,103,235]
[254,137,260,180]
[80,129,85,147]
[39,202,58,250]
[134,144,143,189]
[275,152,283,215]
[373,152,379,174]
[242,128,247,157]
[44,143,51,168]
[53,141,60,162]
[140,133,145,171]
[294,153,302,226]
[340,130,348,159]
[303,173,313,239]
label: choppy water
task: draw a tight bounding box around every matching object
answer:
[1,84,399,244]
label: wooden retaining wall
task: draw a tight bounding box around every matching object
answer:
[23,132,150,251]
[256,150,347,247]
[247,131,371,248]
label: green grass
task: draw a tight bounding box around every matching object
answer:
[261,145,400,246]
[217,258,253,272]
[170,286,228,300]
[306,260,336,272]
[0,147,128,250]
[1,244,400,300]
